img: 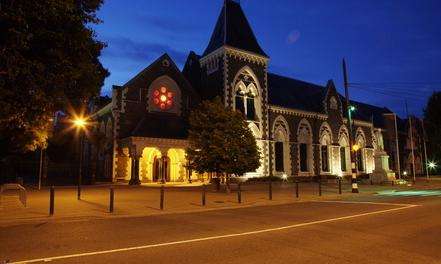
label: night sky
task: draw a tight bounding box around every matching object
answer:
[92,0,441,117]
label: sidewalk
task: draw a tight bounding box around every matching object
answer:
[0,180,440,227]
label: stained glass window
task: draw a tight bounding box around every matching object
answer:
[153,86,173,110]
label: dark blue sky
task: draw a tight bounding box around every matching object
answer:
[92,0,441,117]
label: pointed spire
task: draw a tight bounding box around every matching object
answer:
[202,0,267,57]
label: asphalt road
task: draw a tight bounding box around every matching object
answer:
[1,194,440,264]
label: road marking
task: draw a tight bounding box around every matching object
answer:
[311,200,420,207]
[11,203,419,264]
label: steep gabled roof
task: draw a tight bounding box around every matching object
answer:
[268,73,327,112]
[202,0,267,57]
[268,72,393,128]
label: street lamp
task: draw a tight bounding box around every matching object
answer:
[73,116,88,200]
[352,144,360,152]
[349,105,356,113]
[73,118,87,128]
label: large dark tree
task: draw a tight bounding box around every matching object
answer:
[186,97,260,178]
[424,91,441,174]
[0,0,109,155]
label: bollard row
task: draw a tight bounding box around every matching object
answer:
[46,180,347,217]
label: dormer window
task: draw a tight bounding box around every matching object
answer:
[330,96,338,110]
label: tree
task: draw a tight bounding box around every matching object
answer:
[424,91,441,174]
[0,0,109,155]
[186,97,260,182]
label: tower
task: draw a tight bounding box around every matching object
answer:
[199,0,270,176]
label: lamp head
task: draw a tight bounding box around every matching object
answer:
[352,144,360,152]
[349,105,356,112]
[73,117,87,128]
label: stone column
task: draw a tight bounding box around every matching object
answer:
[129,153,141,185]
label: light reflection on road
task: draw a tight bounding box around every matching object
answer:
[376,190,441,197]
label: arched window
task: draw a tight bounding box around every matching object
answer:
[273,116,290,174]
[148,75,181,115]
[297,119,312,173]
[234,70,259,121]
[319,123,332,173]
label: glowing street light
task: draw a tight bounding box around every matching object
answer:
[349,105,356,112]
[428,161,437,170]
[352,144,360,152]
[73,117,87,128]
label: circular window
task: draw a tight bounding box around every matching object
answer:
[153,86,174,110]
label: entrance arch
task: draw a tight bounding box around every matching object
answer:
[167,148,186,182]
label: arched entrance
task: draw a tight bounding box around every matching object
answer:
[153,156,171,182]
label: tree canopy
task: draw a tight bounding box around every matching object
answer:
[0,0,109,154]
[424,91,441,173]
[186,97,260,176]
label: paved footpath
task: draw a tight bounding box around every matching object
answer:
[0,179,440,226]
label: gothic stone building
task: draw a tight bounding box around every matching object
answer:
[91,0,401,184]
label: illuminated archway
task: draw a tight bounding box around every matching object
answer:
[140,147,162,181]
[167,148,186,182]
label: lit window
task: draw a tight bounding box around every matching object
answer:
[153,86,173,110]
[235,85,257,121]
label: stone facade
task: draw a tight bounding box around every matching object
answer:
[88,0,412,184]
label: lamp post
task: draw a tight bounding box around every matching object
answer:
[73,117,87,200]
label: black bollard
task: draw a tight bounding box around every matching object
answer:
[295,181,299,198]
[160,185,164,210]
[238,183,242,204]
[49,186,54,216]
[77,184,81,200]
[338,179,342,194]
[202,184,206,206]
[318,179,322,196]
[269,180,273,200]
[109,187,114,213]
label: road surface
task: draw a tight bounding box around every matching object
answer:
[1,193,440,263]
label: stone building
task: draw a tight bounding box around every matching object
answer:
[89,0,406,184]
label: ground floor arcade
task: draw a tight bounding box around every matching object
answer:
[114,137,208,184]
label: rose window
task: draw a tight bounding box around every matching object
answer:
[153,86,173,110]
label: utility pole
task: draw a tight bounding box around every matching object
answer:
[343,59,359,193]
[405,101,416,183]
[394,114,401,179]
[421,118,429,181]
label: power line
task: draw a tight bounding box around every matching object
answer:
[349,86,429,101]
[349,86,429,97]
[348,84,435,97]
[350,82,441,86]
[349,84,436,93]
